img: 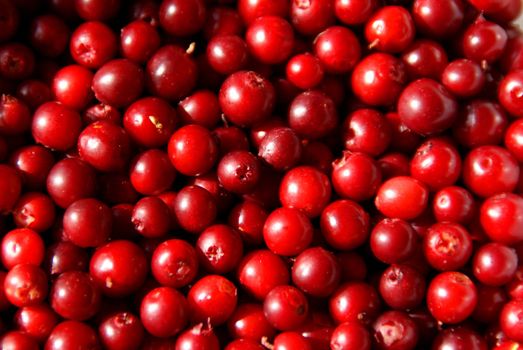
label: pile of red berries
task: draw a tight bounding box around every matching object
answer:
[1,0,523,348]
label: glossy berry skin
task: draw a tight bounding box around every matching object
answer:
[238,0,289,24]
[373,311,419,350]
[196,224,243,274]
[130,149,175,196]
[473,242,518,286]
[83,103,121,125]
[206,35,249,75]
[52,65,93,110]
[219,71,275,127]
[274,332,312,350]
[375,176,429,220]
[9,145,54,191]
[99,311,144,350]
[279,165,331,218]
[351,53,407,106]
[264,285,309,331]
[237,249,290,300]
[500,300,523,342]
[75,0,120,21]
[92,59,144,108]
[174,185,217,234]
[63,198,112,248]
[45,241,89,276]
[365,6,415,53]
[45,321,100,350]
[314,26,361,74]
[263,207,313,256]
[441,59,485,98]
[427,271,477,324]
[46,158,97,209]
[462,19,507,64]
[463,145,519,198]
[481,193,523,245]
[168,124,218,176]
[412,0,464,38]
[1,228,45,269]
[343,109,391,156]
[204,6,244,39]
[290,0,335,36]
[286,53,324,90]
[32,101,82,151]
[329,282,381,325]
[0,94,32,136]
[432,186,475,224]
[423,222,473,271]
[228,200,267,246]
[320,199,370,250]
[89,240,148,297]
[151,239,199,288]
[217,151,261,194]
[0,331,39,350]
[246,16,294,64]
[258,127,302,171]
[397,78,458,135]
[380,264,426,310]
[132,196,171,238]
[159,0,206,37]
[187,275,238,325]
[146,45,197,102]
[124,97,177,148]
[334,0,377,25]
[4,264,48,307]
[410,138,461,191]
[14,304,58,342]
[401,40,448,80]
[0,164,22,213]
[227,303,275,341]
[332,151,382,201]
[498,69,523,118]
[50,271,101,321]
[120,20,160,64]
[78,121,131,172]
[288,90,338,139]
[505,119,523,162]
[370,218,417,264]
[69,21,117,69]
[175,323,220,350]
[178,90,220,128]
[330,321,371,350]
[292,247,341,297]
[140,286,188,338]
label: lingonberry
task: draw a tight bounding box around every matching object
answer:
[246,16,294,65]
[432,186,475,224]
[63,198,112,248]
[258,127,302,171]
[98,311,145,350]
[371,218,418,264]
[226,339,265,350]
[402,39,448,80]
[50,271,101,321]
[129,149,176,196]
[75,0,120,21]
[120,20,160,64]
[206,35,249,75]
[159,0,206,37]
[175,322,220,350]
[264,285,309,331]
[10,144,53,189]
[217,150,261,194]
[320,199,370,250]
[342,108,392,156]
[83,103,121,125]
[45,321,100,350]
[178,90,220,129]
[481,193,523,245]
[146,45,197,101]
[196,224,243,274]
[473,285,508,324]
[1,228,45,269]
[462,19,508,65]
[190,171,235,213]
[140,286,188,338]
[313,26,361,74]
[4,264,48,307]
[204,6,244,39]
[228,200,267,246]
[0,331,39,350]
[300,140,334,174]
[397,78,458,135]
[331,151,381,201]
[263,207,313,256]
[0,164,22,213]
[329,281,381,325]
[174,185,217,234]
[0,43,35,80]
[380,264,426,310]
[213,126,251,157]
[219,70,275,127]
[500,299,523,342]
[52,65,93,110]
[187,274,238,325]
[423,222,473,271]
[330,321,371,350]
[288,90,338,139]
[69,21,117,69]
[334,0,377,25]
[378,152,410,179]
[45,241,89,276]
[364,6,415,53]
[279,165,332,218]
[168,124,218,176]
[237,249,290,300]
[290,0,335,36]
[16,79,53,110]
[132,196,171,238]
[412,0,464,38]
[292,246,341,297]
[286,53,324,90]
[498,69,523,118]
[14,304,58,342]
[453,100,508,148]
[442,59,486,98]
[89,240,148,297]
[0,94,32,135]
[31,101,82,151]
[151,238,198,288]
[373,310,419,350]
[505,119,523,162]
[375,176,429,220]
[227,303,276,341]
[473,242,518,286]
[427,271,477,324]
[273,332,312,350]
